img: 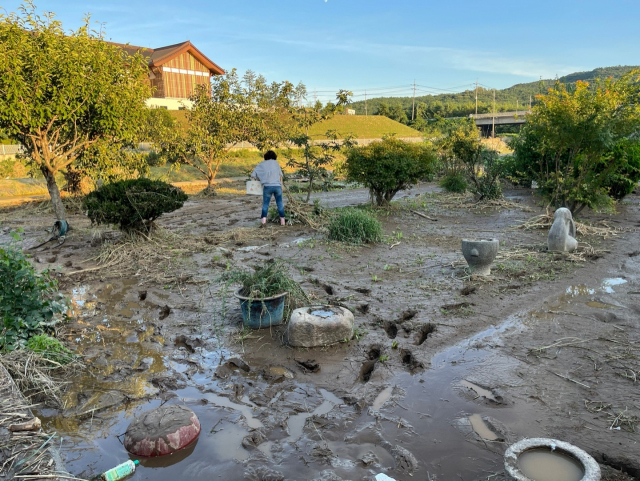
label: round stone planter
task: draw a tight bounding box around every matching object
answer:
[461,238,499,276]
[504,438,600,481]
[234,288,288,329]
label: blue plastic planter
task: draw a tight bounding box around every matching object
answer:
[234,288,288,329]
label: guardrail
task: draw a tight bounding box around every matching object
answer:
[0,144,25,155]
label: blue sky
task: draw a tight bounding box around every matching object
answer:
[4,0,639,102]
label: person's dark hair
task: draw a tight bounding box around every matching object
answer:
[264,150,277,160]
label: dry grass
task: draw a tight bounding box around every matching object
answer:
[0,365,79,480]
[513,212,627,238]
[0,350,82,407]
[416,191,534,212]
[75,226,278,283]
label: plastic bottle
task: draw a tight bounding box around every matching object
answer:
[101,460,139,481]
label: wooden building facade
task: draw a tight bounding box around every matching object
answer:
[111,40,225,109]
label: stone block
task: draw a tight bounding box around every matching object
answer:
[288,306,354,348]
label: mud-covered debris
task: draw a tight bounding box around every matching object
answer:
[354,287,371,295]
[228,357,251,372]
[174,335,203,353]
[295,358,320,373]
[242,429,266,450]
[151,373,187,391]
[311,470,344,481]
[159,305,171,320]
[441,301,475,312]
[359,451,379,467]
[214,364,232,379]
[460,285,477,296]
[311,443,334,463]
[243,466,285,481]
[390,444,418,474]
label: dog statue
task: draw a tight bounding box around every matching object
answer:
[548,208,577,252]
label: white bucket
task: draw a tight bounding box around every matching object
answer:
[246,180,263,196]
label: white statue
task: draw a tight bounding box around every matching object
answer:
[548,208,577,252]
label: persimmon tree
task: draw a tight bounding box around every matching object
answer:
[511,71,640,213]
[0,3,151,221]
[159,70,294,194]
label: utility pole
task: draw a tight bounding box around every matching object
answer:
[313,89,317,104]
[529,95,532,110]
[475,79,478,115]
[411,80,416,121]
[365,90,367,116]
[492,89,496,138]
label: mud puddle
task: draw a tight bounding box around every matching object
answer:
[518,448,584,481]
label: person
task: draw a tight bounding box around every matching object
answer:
[251,150,285,227]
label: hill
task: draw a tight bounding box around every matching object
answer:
[350,65,640,122]
[307,115,421,139]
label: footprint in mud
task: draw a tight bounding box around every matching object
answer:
[354,287,371,295]
[400,348,424,372]
[367,345,382,360]
[357,304,370,314]
[398,309,417,322]
[360,360,377,382]
[415,323,436,346]
[383,321,398,339]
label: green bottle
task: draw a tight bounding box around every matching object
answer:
[101,460,139,481]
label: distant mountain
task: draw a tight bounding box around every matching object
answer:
[350,66,639,122]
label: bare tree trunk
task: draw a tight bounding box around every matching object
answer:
[42,168,66,221]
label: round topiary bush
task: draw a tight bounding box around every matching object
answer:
[83,178,188,232]
[328,209,382,244]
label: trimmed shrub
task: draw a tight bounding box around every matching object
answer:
[0,240,68,351]
[344,137,437,205]
[83,178,188,232]
[440,172,467,193]
[328,209,382,244]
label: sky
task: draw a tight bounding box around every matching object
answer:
[3,0,639,103]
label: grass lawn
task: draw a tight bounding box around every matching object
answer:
[307,115,422,139]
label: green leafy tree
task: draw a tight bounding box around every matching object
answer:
[336,89,353,114]
[159,70,293,194]
[0,3,151,220]
[344,137,437,205]
[511,72,640,213]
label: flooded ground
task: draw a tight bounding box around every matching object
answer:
[1,183,639,480]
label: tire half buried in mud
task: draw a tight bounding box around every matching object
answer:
[124,405,201,457]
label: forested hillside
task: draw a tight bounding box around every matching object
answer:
[351,65,639,129]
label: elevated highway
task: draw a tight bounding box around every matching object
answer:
[469,111,529,135]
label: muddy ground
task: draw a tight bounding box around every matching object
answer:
[1,183,639,480]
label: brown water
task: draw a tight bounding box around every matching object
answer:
[460,380,499,402]
[518,448,584,481]
[468,414,498,440]
[371,386,393,410]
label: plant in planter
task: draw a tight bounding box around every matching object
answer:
[224,261,308,329]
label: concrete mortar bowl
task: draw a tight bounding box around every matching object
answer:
[461,238,499,276]
[504,437,601,481]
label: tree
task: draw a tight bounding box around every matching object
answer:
[344,137,437,205]
[0,3,151,221]
[285,88,355,201]
[511,72,640,213]
[336,89,353,114]
[159,70,293,194]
